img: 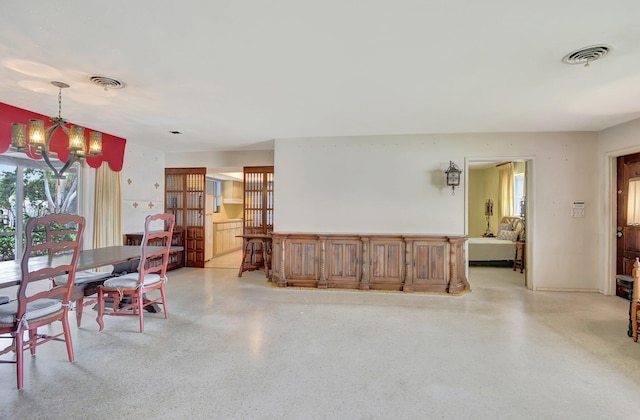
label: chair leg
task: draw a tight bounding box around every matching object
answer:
[61,313,74,363]
[28,328,37,356]
[97,288,105,332]
[16,331,23,390]
[633,301,639,342]
[160,285,169,319]
[75,298,84,328]
[138,290,145,333]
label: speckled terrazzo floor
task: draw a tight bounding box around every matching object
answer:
[1,266,640,419]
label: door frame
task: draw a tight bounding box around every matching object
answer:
[605,147,640,295]
[465,156,535,290]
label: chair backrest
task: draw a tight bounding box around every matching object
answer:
[136,213,175,283]
[17,214,85,317]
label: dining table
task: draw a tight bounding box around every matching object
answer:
[0,245,178,289]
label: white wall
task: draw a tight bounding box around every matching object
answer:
[275,132,600,292]
[120,143,166,235]
[80,143,165,243]
[165,150,274,171]
[112,125,624,293]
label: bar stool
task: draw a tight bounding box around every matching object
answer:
[238,237,270,278]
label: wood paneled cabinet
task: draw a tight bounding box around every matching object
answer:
[404,238,448,292]
[165,168,207,268]
[272,233,469,295]
[283,235,319,286]
[324,236,361,289]
[364,236,405,291]
[124,228,184,271]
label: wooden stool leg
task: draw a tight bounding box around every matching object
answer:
[238,239,249,277]
[262,239,269,279]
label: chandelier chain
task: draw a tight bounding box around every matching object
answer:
[57,87,62,119]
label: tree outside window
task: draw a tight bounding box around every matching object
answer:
[0,159,78,261]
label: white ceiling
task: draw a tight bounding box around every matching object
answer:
[2,1,640,153]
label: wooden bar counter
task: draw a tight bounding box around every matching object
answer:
[271,233,469,295]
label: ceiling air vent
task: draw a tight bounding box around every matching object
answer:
[562,45,612,66]
[89,75,125,90]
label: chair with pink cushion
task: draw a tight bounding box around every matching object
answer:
[97,213,174,333]
[0,214,85,389]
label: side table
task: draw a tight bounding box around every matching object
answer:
[513,241,525,273]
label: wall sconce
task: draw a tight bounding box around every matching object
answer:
[444,161,462,195]
[628,178,640,225]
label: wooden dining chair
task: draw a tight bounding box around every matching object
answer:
[97,213,175,333]
[0,213,85,389]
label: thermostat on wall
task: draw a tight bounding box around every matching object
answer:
[571,201,585,218]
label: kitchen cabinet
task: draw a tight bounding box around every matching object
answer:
[212,220,243,257]
[222,180,243,204]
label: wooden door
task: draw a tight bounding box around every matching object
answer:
[616,153,640,297]
[243,166,274,235]
[165,168,206,267]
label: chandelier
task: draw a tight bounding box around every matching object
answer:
[10,81,102,179]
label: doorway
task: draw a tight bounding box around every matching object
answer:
[466,157,533,289]
[615,152,640,298]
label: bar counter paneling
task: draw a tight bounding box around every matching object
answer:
[271,233,469,294]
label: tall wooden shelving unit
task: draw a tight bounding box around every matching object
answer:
[243,166,274,234]
[165,167,206,268]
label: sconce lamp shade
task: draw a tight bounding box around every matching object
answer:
[628,178,640,225]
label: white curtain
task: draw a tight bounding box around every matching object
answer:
[498,163,514,221]
[93,162,122,248]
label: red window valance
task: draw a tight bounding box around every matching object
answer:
[0,102,126,171]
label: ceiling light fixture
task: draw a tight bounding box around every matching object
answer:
[10,81,103,179]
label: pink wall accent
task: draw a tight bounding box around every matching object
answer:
[0,102,126,171]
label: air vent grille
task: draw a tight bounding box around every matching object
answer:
[562,45,612,65]
[89,75,125,89]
